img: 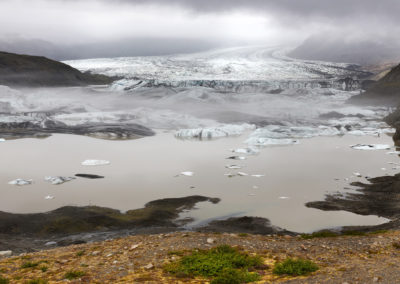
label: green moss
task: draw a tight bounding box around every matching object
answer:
[21,262,39,269]
[168,250,185,257]
[25,279,48,284]
[238,233,249,237]
[40,266,48,272]
[64,270,86,280]
[301,231,338,239]
[0,276,9,284]
[273,258,319,276]
[76,250,85,257]
[164,245,264,283]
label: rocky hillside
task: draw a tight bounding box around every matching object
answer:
[0,51,114,87]
[350,63,400,105]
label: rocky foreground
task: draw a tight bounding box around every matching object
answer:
[2,230,400,283]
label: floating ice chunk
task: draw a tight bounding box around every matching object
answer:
[8,179,32,186]
[224,173,236,177]
[353,172,362,177]
[350,144,390,150]
[81,160,111,166]
[44,176,76,185]
[232,147,259,155]
[251,174,265,178]
[181,171,194,176]
[226,156,246,160]
[246,137,299,146]
[175,124,254,139]
[44,195,54,200]
[387,151,400,155]
[237,172,248,176]
[279,196,290,199]
[225,165,242,169]
[0,138,5,142]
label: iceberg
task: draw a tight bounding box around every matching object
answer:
[175,124,254,140]
[350,144,391,150]
[8,179,33,186]
[44,176,76,185]
[81,160,111,166]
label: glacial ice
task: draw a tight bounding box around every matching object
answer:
[350,144,391,150]
[45,195,55,200]
[81,160,111,166]
[175,124,255,139]
[44,176,76,185]
[8,179,33,186]
[181,171,194,177]
[0,138,5,142]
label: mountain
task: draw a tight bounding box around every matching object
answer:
[349,63,400,105]
[289,35,400,66]
[0,51,114,87]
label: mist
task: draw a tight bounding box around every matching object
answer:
[1,0,399,61]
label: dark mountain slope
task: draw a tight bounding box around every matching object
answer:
[0,51,114,87]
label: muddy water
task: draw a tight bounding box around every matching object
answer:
[0,132,396,232]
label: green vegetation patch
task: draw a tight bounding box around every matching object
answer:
[273,258,319,276]
[164,245,264,283]
[21,261,39,269]
[64,270,86,280]
[25,279,48,284]
[301,231,338,239]
[0,276,9,284]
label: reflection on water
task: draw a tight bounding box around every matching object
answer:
[0,132,394,232]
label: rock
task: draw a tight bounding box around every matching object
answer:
[0,250,12,257]
[143,263,154,269]
[75,174,105,179]
[130,244,140,250]
[92,251,101,256]
[373,277,379,282]
[45,241,57,246]
[207,238,215,244]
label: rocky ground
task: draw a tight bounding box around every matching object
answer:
[2,230,400,283]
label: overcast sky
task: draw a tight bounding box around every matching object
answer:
[1,0,399,48]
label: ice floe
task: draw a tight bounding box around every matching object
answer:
[175,124,254,139]
[226,156,246,160]
[44,195,55,200]
[44,176,76,185]
[8,179,33,186]
[181,171,194,177]
[225,165,242,169]
[81,160,111,166]
[237,172,248,176]
[231,147,259,155]
[350,144,391,150]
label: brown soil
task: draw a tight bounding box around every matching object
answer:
[1,230,400,283]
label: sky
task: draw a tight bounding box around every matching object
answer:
[0,0,399,58]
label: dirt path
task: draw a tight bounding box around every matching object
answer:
[1,230,400,283]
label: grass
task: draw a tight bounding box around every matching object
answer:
[301,231,338,239]
[0,276,9,284]
[64,270,86,280]
[76,250,85,257]
[21,262,39,269]
[40,266,48,272]
[273,258,319,276]
[164,245,264,283]
[25,279,48,284]
[168,250,185,257]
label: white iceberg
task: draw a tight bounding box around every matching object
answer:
[350,144,391,150]
[237,172,248,176]
[175,124,255,139]
[181,171,194,176]
[225,165,242,169]
[81,160,111,166]
[44,176,76,185]
[231,147,259,155]
[251,174,265,178]
[8,179,33,186]
[44,195,55,200]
